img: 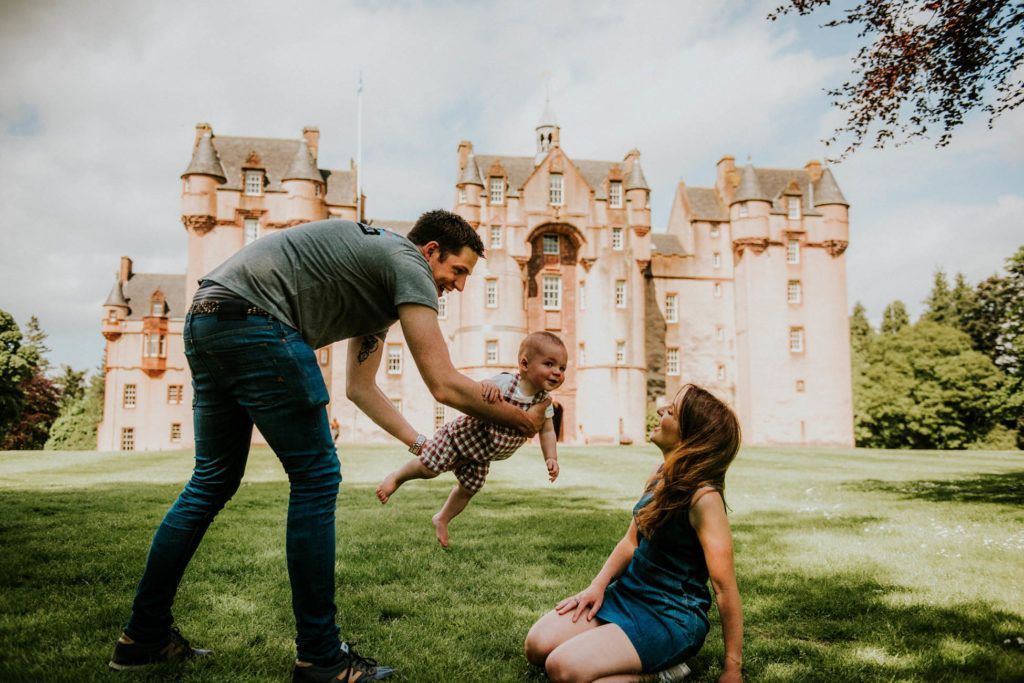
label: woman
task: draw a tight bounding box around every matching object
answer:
[525,384,744,682]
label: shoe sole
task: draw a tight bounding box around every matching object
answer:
[108,648,212,671]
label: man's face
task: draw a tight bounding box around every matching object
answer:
[424,243,479,295]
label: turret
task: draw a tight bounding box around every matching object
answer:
[102,269,129,341]
[281,139,325,223]
[624,150,651,233]
[456,149,484,226]
[813,166,850,254]
[181,125,225,235]
[535,97,560,165]
[730,161,770,250]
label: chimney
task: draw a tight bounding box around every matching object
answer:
[303,126,320,161]
[457,140,474,176]
[805,159,822,182]
[715,155,737,203]
[119,256,133,283]
[194,122,213,150]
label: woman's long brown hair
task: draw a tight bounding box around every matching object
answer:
[634,384,741,536]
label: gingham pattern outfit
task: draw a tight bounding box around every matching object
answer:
[419,372,547,494]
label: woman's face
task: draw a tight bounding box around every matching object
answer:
[650,399,683,453]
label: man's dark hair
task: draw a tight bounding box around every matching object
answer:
[407,209,485,259]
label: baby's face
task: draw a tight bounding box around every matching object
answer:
[522,342,568,392]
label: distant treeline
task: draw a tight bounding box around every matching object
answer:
[851,245,1023,450]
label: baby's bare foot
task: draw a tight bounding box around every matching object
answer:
[431,513,451,548]
[376,473,400,504]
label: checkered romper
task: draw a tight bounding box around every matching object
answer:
[419,372,548,494]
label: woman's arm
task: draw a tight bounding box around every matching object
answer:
[557,520,640,622]
[690,491,743,682]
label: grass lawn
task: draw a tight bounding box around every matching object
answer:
[1,444,1022,682]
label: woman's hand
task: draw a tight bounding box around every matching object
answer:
[555,584,605,623]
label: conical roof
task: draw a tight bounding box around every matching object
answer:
[182,132,227,182]
[625,159,650,191]
[536,97,559,129]
[458,153,484,186]
[732,162,768,203]
[812,167,849,206]
[282,140,323,183]
[104,275,128,308]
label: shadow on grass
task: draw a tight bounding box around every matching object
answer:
[851,470,1024,506]
[0,484,1021,681]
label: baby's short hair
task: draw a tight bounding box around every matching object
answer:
[518,331,566,360]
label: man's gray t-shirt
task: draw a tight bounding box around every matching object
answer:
[201,219,439,349]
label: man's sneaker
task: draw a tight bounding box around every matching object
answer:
[647,661,692,682]
[292,642,394,682]
[108,626,212,671]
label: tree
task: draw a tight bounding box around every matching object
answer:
[54,365,87,411]
[22,315,50,373]
[850,301,874,353]
[950,272,977,332]
[0,309,36,443]
[45,362,105,451]
[0,372,60,450]
[922,268,955,326]
[769,1,1024,158]
[881,300,910,334]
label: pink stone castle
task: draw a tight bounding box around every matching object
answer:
[97,104,853,451]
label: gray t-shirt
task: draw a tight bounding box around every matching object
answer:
[201,219,439,349]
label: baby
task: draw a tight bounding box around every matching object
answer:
[376,331,567,547]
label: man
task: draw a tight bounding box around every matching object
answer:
[109,210,547,681]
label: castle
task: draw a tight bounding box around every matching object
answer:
[97,104,854,451]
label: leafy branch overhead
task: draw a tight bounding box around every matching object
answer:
[770,0,1024,158]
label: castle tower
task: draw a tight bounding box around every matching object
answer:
[181,124,228,303]
[101,268,130,341]
[535,96,560,164]
[281,139,326,224]
[455,144,484,227]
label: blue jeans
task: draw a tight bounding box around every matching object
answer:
[124,312,343,664]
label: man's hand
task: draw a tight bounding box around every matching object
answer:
[480,381,501,404]
[522,399,551,437]
[545,458,560,482]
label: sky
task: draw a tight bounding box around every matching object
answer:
[1,0,1021,373]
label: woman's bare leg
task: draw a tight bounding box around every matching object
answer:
[431,483,474,548]
[545,623,644,683]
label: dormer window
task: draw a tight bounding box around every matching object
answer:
[489,177,504,205]
[549,173,563,206]
[787,196,801,220]
[244,170,264,196]
[609,181,623,208]
[149,293,165,317]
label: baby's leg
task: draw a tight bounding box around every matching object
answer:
[431,483,475,548]
[376,457,438,503]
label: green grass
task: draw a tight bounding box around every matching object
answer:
[1,444,1022,682]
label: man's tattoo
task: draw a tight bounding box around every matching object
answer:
[357,335,379,364]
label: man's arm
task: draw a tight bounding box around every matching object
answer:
[398,303,546,436]
[345,335,421,447]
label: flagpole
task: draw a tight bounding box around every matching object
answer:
[356,71,363,222]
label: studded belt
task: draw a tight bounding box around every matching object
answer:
[188,300,273,317]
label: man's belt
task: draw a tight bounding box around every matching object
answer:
[189,300,273,317]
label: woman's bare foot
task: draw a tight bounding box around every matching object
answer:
[376,473,400,504]
[431,513,451,548]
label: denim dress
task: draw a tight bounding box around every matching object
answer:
[596,489,713,672]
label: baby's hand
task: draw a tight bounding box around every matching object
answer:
[480,381,501,403]
[546,458,560,482]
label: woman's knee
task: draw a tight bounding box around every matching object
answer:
[524,622,553,666]
[544,648,584,683]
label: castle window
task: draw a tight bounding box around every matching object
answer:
[490,225,502,249]
[710,224,720,238]
[123,384,137,409]
[787,239,801,264]
[665,293,678,323]
[143,333,167,358]
[183,179,191,193]
[120,427,135,451]
[616,341,626,365]
[716,325,725,341]
[543,274,562,310]
[244,171,263,196]
[789,327,805,353]
[391,398,403,413]
[615,280,627,308]
[717,364,727,381]
[666,347,680,375]
[787,196,802,220]
[714,282,722,298]
[796,379,806,392]
[486,278,499,308]
[150,298,164,317]
[170,423,182,443]
[438,292,448,320]
[108,310,118,322]
[386,344,403,374]
[434,402,447,430]
[713,252,721,269]
[167,385,184,404]
[543,233,560,254]
[578,343,586,367]
[549,173,563,206]
[485,340,499,365]
[244,218,260,245]
[609,181,623,208]
[612,227,624,251]
[787,280,802,304]
[489,177,504,205]
[319,348,330,366]
[314,183,321,198]
[579,281,586,310]
[458,187,467,204]
[738,202,749,218]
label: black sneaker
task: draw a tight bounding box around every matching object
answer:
[108,626,212,671]
[292,642,394,682]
